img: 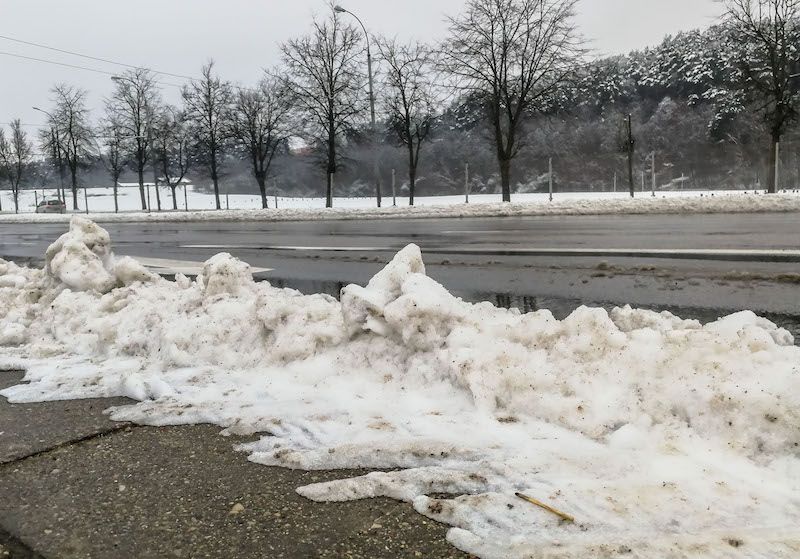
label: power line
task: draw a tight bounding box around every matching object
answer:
[0,33,195,81]
[0,121,49,128]
[0,51,184,88]
[0,50,119,76]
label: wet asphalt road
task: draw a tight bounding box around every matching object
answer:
[2,211,800,254]
[0,212,799,320]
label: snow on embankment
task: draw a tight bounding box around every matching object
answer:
[1,217,799,558]
[1,192,800,224]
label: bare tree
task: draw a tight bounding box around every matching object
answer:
[153,107,192,210]
[442,0,581,202]
[38,127,67,203]
[280,6,366,208]
[0,132,4,212]
[0,120,32,213]
[42,85,94,210]
[183,61,232,210]
[377,38,438,205]
[99,118,128,213]
[724,0,800,193]
[231,76,290,209]
[107,68,161,210]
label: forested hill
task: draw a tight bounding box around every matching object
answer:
[429,24,798,195]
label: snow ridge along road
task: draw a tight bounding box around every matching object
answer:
[1,191,799,223]
[1,217,799,558]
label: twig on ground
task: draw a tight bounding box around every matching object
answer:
[515,492,575,523]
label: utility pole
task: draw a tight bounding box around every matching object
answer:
[651,152,656,197]
[548,158,553,202]
[391,168,397,206]
[625,114,635,198]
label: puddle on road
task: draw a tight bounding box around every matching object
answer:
[268,277,800,343]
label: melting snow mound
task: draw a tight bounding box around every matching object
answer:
[1,217,799,558]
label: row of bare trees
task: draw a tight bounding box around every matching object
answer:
[2,0,796,211]
[274,0,581,206]
[25,63,291,212]
[278,0,797,201]
[0,120,33,213]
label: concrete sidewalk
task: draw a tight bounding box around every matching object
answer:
[0,370,470,559]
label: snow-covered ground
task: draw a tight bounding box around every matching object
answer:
[1,185,799,223]
[1,218,799,558]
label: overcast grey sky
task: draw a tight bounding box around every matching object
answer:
[1,0,723,134]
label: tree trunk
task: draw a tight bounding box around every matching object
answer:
[211,151,221,210]
[170,186,177,210]
[114,184,119,213]
[499,158,512,203]
[257,174,268,209]
[767,133,780,194]
[408,144,416,206]
[409,167,417,206]
[138,166,147,210]
[374,161,382,208]
[59,165,66,204]
[71,167,79,211]
[326,129,336,208]
[13,189,18,214]
[155,182,162,211]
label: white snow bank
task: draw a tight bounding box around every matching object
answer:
[1,218,799,558]
[1,191,799,224]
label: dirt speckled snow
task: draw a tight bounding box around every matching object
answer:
[1,217,799,558]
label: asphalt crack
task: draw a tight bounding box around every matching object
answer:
[0,526,46,559]
[0,423,134,467]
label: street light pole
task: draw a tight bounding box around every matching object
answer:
[334,5,381,208]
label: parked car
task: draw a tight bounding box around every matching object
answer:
[35,199,67,214]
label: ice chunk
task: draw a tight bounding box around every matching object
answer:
[340,244,425,336]
[197,253,254,297]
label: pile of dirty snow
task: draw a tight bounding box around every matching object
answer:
[1,217,799,558]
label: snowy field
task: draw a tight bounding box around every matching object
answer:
[1,185,799,223]
[1,217,799,558]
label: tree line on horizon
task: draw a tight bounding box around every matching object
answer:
[0,0,798,213]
